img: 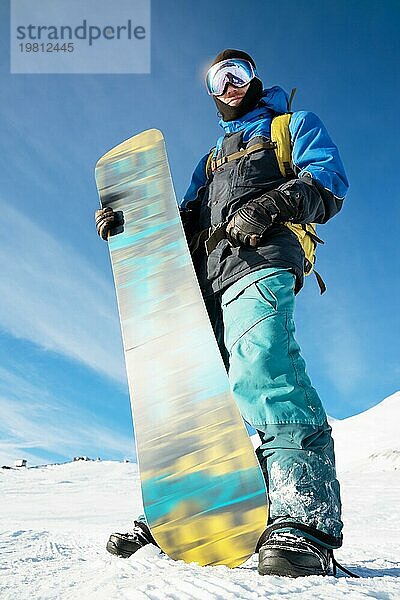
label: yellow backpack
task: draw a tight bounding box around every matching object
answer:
[271,113,326,293]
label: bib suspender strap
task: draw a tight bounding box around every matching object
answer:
[203,107,328,294]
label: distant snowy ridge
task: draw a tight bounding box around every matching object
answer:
[331,391,400,473]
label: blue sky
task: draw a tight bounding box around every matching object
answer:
[0,0,399,465]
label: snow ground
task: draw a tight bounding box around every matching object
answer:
[1,394,400,599]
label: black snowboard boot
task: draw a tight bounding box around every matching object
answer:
[106,520,159,558]
[258,531,330,577]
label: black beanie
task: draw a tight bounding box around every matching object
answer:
[211,48,256,68]
[210,49,263,122]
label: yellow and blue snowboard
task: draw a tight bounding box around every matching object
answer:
[94,129,267,567]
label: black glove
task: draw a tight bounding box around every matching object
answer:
[226,202,273,247]
[95,207,124,240]
[179,200,201,241]
[226,190,297,248]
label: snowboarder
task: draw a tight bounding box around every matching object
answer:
[96,49,348,577]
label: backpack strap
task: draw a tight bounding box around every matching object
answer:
[210,141,277,172]
[205,147,216,179]
[313,269,327,295]
[288,87,297,111]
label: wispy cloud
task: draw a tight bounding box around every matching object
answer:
[0,203,125,382]
[0,366,134,466]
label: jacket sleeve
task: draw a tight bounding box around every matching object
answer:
[180,152,209,208]
[273,111,349,225]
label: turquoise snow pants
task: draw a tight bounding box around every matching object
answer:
[206,268,343,548]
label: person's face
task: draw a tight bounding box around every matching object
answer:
[218,82,250,105]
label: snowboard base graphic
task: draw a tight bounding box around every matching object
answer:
[95,129,268,567]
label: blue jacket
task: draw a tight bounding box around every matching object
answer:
[182,87,348,295]
[182,86,348,207]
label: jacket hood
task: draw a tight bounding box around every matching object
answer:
[218,86,290,133]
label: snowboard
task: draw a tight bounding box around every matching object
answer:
[95,129,268,567]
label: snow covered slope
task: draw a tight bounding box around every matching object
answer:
[1,394,400,599]
[331,391,400,473]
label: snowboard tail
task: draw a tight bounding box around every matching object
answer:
[95,129,267,567]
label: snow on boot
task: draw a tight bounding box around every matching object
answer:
[106,520,159,558]
[258,532,330,577]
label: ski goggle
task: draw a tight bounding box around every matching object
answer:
[205,58,257,96]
